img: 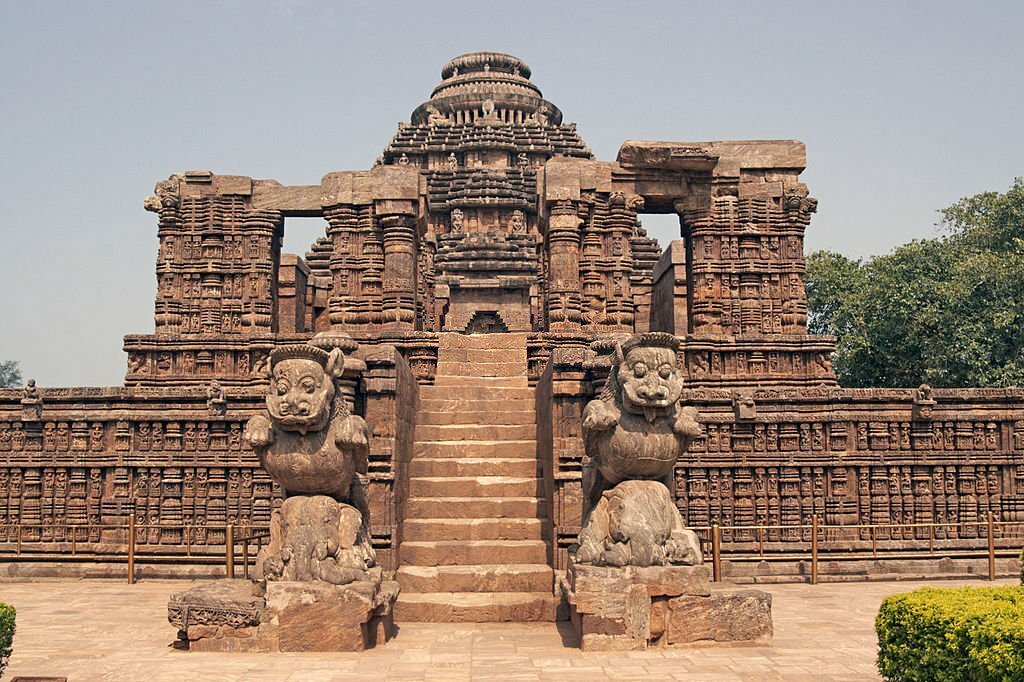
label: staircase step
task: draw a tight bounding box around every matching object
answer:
[418,409,535,426]
[405,497,543,520]
[419,398,534,413]
[396,564,553,593]
[438,333,530,351]
[401,539,548,566]
[394,592,559,622]
[419,385,534,402]
[409,457,537,478]
[413,440,536,458]
[410,476,540,498]
[403,518,545,542]
[416,423,536,442]
[435,361,525,378]
[436,348,526,365]
[433,375,529,388]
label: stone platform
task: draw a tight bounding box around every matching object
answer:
[168,571,399,652]
[564,562,772,651]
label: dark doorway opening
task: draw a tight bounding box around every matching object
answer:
[465,311,509,334]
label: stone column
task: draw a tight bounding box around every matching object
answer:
[379,209,418,329]
[546,200,583,330]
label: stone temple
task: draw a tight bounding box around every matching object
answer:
[2,52,1023,626]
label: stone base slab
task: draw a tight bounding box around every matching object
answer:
[168,575,399,652]
[564,560,772,651]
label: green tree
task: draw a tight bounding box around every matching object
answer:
[0,360,22,389]
[806,179,1024,388]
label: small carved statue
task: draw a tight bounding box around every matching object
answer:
[446,152,458,170]
[21,378,43,421]
[450,208,464,234]
[22,379,39,403]
[576,333,703,567]
[511,209,526,235]
[733,392,757,421]
[206,380,227,415]
[914,383,937,421]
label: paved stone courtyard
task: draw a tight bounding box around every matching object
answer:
[1,577,1012,680]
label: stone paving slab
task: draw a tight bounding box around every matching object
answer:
[0,577,1014,680]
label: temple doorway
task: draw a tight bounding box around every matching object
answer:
[465,310,509,333]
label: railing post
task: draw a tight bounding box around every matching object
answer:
[226,524,235,579]
[811,516,819,585]
[127,515,136,585]
[16,526,21,557]
[987,512,996,581]
[711,524,722,583]
[929,525,934,554]
[242,530,250,580]
[871,526,877,559]
[758,526,764,558]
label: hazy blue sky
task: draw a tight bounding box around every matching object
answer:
[2,1,1021,386]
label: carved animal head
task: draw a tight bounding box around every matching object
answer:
[613,333,683,420]
[266,344,344,433]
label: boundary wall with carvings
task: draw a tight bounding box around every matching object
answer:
[538,346,1024,571]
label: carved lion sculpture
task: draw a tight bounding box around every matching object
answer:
[243,344,370,501]
[575,480,702,567]
[254,495,375,585]
[581,332,701,511]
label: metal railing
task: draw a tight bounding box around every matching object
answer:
[693,513,1019,584]
[0,519,270,584]
[0,516,1019,585]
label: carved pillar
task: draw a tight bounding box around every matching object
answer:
[379,211,418,329]
[603,192,639,330]
[326,204,381,330]
[546,200,584,330]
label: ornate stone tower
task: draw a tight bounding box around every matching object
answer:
[376,52,593,333]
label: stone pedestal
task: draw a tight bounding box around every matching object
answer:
[169,569,399,652]
[564,560,772,651]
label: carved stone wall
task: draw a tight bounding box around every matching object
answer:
[0,348,417,573]
[539,347,1024,570]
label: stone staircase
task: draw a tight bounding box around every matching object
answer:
[394,332,558,622]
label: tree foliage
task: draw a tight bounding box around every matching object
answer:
[806,179,1024,388]
[0,361,22,389]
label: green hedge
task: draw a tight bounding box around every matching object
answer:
[0,602,13,677]
[876,586,1024,681]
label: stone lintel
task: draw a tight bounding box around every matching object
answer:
[252,181,322,215]
[320,166,420,207]
[178,172,253,199]
[617,140,806,176]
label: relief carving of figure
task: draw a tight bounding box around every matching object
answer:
[575,333,703,567]
[450,208,464,234]
[206,380,227,415]
[511,209,526,235]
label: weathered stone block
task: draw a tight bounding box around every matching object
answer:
[666,590,773,646]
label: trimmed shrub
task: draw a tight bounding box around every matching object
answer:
[876,586,1024,681]
[0,602,13,677]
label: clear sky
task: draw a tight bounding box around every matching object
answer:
[1,0,1021,387]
